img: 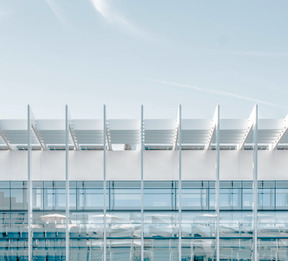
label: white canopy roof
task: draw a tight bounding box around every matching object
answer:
[0,115,287,151]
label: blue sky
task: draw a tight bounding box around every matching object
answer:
[0,0,287,119]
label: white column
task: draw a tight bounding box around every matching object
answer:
[65,105,70,260]
[27,105,32,261]
[141,105,144,261]
[178,105,182,261]
[103,105,107,261]
[252,105,258,261]
[215,105,220,261]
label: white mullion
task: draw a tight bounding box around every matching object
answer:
[215,105,220,261]
[27,105,32,261]
[65,105,70,261]
[141,105,144,261]
[178,105,182,261]
[253,105,258,261]
[103,105,107,261]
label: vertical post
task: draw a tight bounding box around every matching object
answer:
[178,105,182,261]
[27,105,32,261]
[103,105,107,261]
[141,105,144,261]
[215,105,220,261]
[253,105,258,261]
[65,105,70,261]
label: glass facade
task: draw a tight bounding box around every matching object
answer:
[1,180,288,260]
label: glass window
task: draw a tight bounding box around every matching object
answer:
[144,182,173,210]
[144,189,172,209]
[111,188,140,209]
[181,181,208,210]
[258,188,275,209]
[111,181,140,210]
[55,189,66,208]
[0,182,9,188]
[242,181,253,209]
[70,188,76,210]
[276,181,288,209]
[258,181,275,209]
[182,188,207,209]
[33,188,43,210]
[276,188,288,208]
[220,181,241,209]
[33,181,43,210]
[78,188,104,210]
[0,187,10,210]
[209,182,215,209]
[43,181,66,210]
[11,188,27,210]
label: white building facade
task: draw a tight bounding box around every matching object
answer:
[0,105,288,260]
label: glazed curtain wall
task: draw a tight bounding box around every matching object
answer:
[1,180,288,260]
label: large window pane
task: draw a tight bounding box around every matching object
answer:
[144,182,174,210]
[258,181,275,210]
[219,181,241,209]
[0,188,10,210]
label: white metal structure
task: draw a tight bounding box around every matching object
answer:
[0,105,288,260]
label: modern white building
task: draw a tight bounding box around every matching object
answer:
[1,105,288,260]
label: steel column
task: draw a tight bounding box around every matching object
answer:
[253,105,258,261]
[215,105,220,261]
[141,105,144,261]
[27,105,32,261]
[65,105,70,260]
[178,105,182,261]
[103,105,107,261]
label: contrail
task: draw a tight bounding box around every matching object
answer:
[46,0,69,27]
[160,81,288,109]
[226,51,288,57]
[90,0,148,38]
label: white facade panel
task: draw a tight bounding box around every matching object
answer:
[182,151,216,180]
[69,151,103,180]
[143,151,178,180]
[258,150,288,180]
[0,151,27,180]
[107,151,141,180]
[32,151,65,180]
[220,151,253,180]
[0,150,288,181]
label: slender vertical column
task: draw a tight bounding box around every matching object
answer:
[65,105,70,261]
[27,105,32,261]
[252,105,258,261]
[103,105,107,261]
[178,105,182,261]
[140,105,144,261]
[215,105,220,261]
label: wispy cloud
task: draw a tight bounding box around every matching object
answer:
[46,0,69,27]
[160,81,288,109]
[224,50,288,57]
[90,0,148,38]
